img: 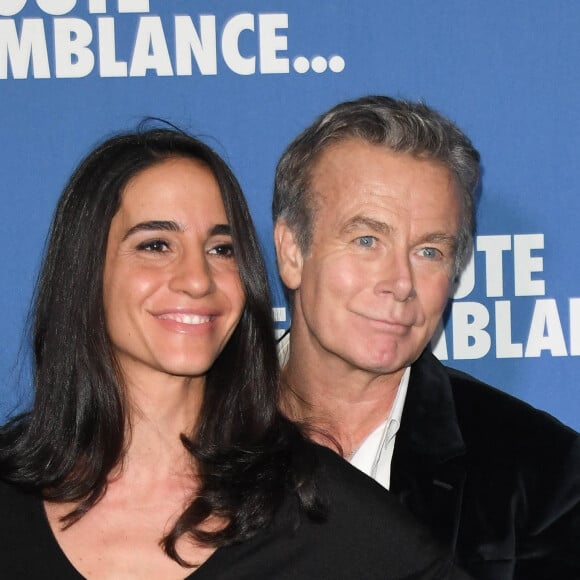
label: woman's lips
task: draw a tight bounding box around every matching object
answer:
[157,312,213,325]
[153,310,217,333]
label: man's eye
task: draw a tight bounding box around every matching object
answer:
[419,247,441,259]
[356,236,377,248]
[208,243,235,258]
[136,239,169,253]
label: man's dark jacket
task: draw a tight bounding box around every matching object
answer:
[391,350,580,579]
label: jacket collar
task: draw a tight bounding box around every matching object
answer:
[390,350,467,557]
[393,349,466,469]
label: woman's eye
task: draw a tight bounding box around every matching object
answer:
[136,239,169,253]
[208,243,235,258]
[356,236,377,248]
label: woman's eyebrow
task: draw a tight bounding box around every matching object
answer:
[210,224,231,236]
[122,220,181,241]
[122,221,232,241]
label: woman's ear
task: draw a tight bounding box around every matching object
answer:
[274,220,304,290]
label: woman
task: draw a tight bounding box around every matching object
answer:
[0,128,466,579]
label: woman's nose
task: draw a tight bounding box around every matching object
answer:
[168,248,215,297]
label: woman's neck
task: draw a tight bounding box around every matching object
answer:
[121,372,205,479]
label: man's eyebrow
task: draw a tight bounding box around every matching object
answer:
[341,217,458,248]
[341,215,392,235]
[123,220,181,241]
[420,232,458,247]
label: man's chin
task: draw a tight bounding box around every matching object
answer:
[350,346,420,375]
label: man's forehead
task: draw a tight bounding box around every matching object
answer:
[306,146,462,244]
[308,139,459,205]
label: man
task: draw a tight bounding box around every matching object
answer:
[273,95,580,580]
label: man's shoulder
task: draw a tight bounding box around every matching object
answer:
[438,362,579,458]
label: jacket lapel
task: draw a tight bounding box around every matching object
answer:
[390,350,467,556]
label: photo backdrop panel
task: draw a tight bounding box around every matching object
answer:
[1,0,579,427]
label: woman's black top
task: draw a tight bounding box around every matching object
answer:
[0,445,469,579]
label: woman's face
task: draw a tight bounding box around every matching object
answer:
[102,157,245,386]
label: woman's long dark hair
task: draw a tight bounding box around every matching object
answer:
[0,127,323,564]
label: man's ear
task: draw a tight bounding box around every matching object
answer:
[274,220,304,290]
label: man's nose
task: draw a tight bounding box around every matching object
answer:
[374,251,415,302]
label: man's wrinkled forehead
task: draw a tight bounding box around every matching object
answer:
[306,137,460,203]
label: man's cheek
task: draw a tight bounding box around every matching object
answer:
[327,258,364,289]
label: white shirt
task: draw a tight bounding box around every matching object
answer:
[349,367,410,490]
[277,331,410,490]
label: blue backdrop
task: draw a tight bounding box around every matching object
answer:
[1,1,579,428]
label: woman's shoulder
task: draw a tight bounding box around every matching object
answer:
[0,478,45,544]
[0,479,83,578]
[0,477,37,515]
[0,480,43,566]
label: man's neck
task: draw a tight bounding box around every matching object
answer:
[281,343,405,457]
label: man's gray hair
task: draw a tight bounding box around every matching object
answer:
[272,95,481,277]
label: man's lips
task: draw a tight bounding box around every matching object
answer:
[360,315,414,333]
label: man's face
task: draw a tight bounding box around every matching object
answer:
[276,138,462,380]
